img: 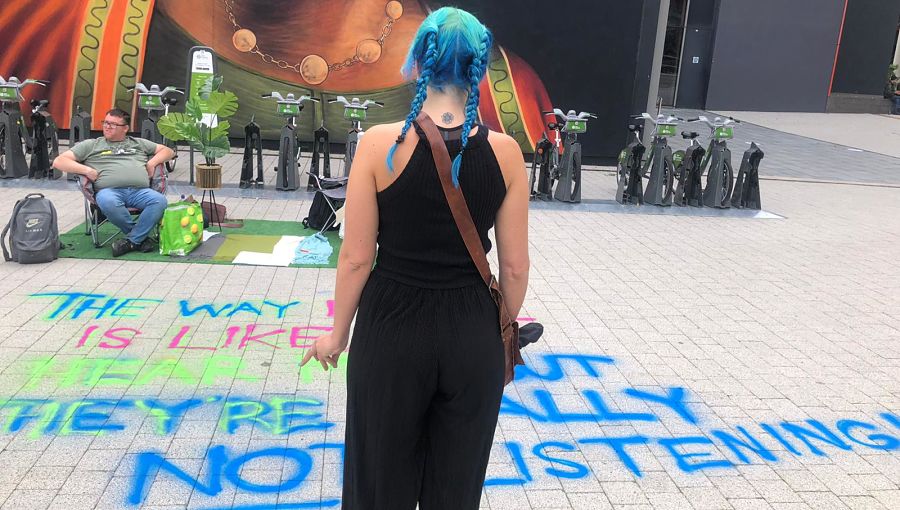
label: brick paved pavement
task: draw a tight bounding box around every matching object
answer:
[0,124,898,509]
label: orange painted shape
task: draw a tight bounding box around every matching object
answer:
[92,0,130,119]
[134,1,157,95]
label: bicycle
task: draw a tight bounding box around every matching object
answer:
[638,113,682,206]
[327,96,384,176]
[0,76,46,179]
[27,98,61,179]
[262,91,319,191]
[130,83,183,173]
[695,116,739,208]
[615,122,645,205]
[537,108,595,203]
[528,118,563,201]
[672,128,705,207]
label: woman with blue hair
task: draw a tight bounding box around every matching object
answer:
[302,7,530,508]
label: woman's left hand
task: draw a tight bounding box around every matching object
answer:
[300,333,348,371]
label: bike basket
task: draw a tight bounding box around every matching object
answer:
[565,119,587,133]
[344,107,367,121]
[657,123,677,137]
[139,94,163,110]
[278,102,301,116]
[713,126,734,139]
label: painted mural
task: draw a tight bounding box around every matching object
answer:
[0,0,553,152]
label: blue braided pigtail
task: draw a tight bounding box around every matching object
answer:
[450,31,492,187]
[386,31,438,172]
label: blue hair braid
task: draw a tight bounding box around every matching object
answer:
[386,31,438,172]
[450,31,492,186]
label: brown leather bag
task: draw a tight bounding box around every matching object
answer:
[415,112,525,385]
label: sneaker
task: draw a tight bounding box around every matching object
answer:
[138,238,156,253]
[111,238,137,257]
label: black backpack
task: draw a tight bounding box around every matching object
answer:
[2,193,61,264]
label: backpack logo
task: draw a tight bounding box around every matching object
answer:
[25,218,41,229]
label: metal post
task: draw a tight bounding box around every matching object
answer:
[644,0,671,147]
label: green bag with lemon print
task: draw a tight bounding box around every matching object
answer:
[158,201,204,256]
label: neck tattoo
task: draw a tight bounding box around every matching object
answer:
[441,112,454,125]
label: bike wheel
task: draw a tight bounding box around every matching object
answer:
[571,148,581,199]
[549,149,560,187]
[48,127,61,179]
[528,156,538,196]
[663,159,674,197]
[0,124,6,172]
[345,141,357,175]
[721,160,734,207]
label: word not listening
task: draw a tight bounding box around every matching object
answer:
[127,413,900,506]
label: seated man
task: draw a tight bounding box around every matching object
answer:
[53,108,175,256]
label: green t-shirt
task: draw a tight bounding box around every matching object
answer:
[70,137,158,190]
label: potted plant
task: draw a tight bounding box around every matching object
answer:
[157,75,238,188]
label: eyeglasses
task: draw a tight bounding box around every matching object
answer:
[102,121,128,128]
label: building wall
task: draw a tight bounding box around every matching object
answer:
[831,0,900,95]
[704,0,845,112]
[451,0,656,159]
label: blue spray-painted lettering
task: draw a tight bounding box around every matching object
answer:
[624,387,697,425]
[128,445,336,507]
[533,441,589,479]
[135,399,205,435]
[31,292,107,319]
[710,426,777,463]
[67,399,126,433]
[781,420,852,456]
[835,420,899,451]
[582,390,657,422]
[514,354,614,382]
[224,447,313,493]
[483,442,533,486]
[759,423,802,456]
[129,445,227,504]
[657,436,734,473]
[578,436,649,477]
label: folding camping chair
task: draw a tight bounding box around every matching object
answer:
[78,164,167,247]
[303,172,347,234]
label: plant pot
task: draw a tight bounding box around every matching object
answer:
[196,164,222,190]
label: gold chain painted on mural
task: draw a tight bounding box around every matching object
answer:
[224,0,403,85]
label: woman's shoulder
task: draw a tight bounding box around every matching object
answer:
[364,121,409,141]
[485,130,524,163]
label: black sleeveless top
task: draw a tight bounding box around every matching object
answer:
[373,122,507,288]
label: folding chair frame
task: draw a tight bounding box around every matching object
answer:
[305,171,347,234]
[78,164,167,248]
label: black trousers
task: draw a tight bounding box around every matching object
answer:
[342,271,506,510]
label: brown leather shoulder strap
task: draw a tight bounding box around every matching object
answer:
[415,111,492,287]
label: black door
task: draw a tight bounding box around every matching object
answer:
[675,26,713,109]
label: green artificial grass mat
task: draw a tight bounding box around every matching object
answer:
[59,219,340,268]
